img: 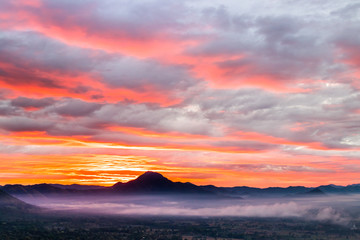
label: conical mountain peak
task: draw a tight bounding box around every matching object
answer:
[135,171,170,183]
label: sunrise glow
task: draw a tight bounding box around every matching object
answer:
[0,0,359,188]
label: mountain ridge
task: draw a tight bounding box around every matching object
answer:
[112,171,211,194]
[0,188,39,214]
[2,171,360,197]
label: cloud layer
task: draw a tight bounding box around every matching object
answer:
[0,0,359,187]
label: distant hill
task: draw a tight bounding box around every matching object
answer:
[3,171,360,198]
[49,184,107,191]
[0,189,38,214]
[0,188,21,204]
[112,171,212,195]
[298,187,326,196]
[201,185,311,197]
[1,172,213,197]
[2,183,77,197]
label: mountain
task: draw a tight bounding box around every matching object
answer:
[0,188,20,204]
[2,183,113,197]
[3,171,360,198]
[318,184,346,194]
[299,187,326,196]
[2,183,76,197]
[1,172,214,196]
[112,171,211,195]
[0,189,38,214]
[49,184,107,191]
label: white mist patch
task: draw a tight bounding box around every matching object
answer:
[312,207,347,225]
[16,195,357,225]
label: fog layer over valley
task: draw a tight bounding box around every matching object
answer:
[14,194,360,226]
[3,172,360,226]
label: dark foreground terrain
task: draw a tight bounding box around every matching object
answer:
[1,211,360,240]
[2,173,360,239]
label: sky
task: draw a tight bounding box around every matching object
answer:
[0,0,359,187]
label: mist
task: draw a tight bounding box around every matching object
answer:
[15,194,360,226]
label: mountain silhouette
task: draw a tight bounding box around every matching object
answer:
[297,187,326,196]
[0,188,19,204]
[2,183,76,197]
[49,184,106,190]
[113,171,172,190]
[3,171,360,197]
[0,189,38,214]
[112,171,211,194]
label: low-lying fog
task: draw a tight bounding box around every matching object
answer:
[16,194,360,225]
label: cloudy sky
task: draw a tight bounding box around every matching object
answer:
[0,0,359,187]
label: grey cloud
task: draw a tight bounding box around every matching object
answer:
[0,106,14,116]
[97,58,195,91]
[0,31,94,74]
[1,83,358,152]
[212,140,275,151]
[11,97,55,109]
[0,31,198,92]
[201,5,233,30]
[0,101,18,116]
[331,3,360,18]
[38,83,358,149]
[197,88,279,120]
[0,97,213,137]
[219,164,333,173]
[0,31,93,89]
[47,124,99,136]
[187,83,360,149]
[26,0,190,41]
[94,102,215,136]
[0,0,358,88]
[0,0,358,157]
[282,146,360,159]
[187,6,347,82]
[0,67,65,89]
[54,99,103,117]
[0,116,53,132]
[71,86,92,94]
[333,25,360,69]
[92,131,274,152]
